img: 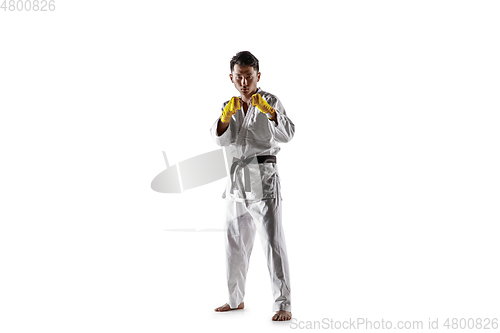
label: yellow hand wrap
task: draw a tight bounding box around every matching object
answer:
[252,94,275,119]
[220,97,241,123]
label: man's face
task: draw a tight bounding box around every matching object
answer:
[230,64,260,97]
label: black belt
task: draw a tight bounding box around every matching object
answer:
[229,155,276,193]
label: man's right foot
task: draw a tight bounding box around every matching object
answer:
[214,302,244,312]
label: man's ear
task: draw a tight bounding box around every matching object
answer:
[229,73,233,83]
[257,72,261,82]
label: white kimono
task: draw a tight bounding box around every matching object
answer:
[210,87,295,313]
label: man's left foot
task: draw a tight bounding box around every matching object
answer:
[272,310,292,321]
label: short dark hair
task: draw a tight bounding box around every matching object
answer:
[230,51,259,73]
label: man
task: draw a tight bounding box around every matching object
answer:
[211,51,295,321]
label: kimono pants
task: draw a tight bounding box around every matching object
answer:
[224,196,291,312]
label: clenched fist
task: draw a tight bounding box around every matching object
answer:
[220,97,241,123]
[252,94,275,119]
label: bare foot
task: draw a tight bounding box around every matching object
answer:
[214,302,244,312]
[272,310,292,321]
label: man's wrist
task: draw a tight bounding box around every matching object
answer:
[268,107,276,117]
[268,112,278,124]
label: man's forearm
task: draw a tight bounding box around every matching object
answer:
[217,118,229,136]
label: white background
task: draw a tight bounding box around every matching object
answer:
[1,0,499,332]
